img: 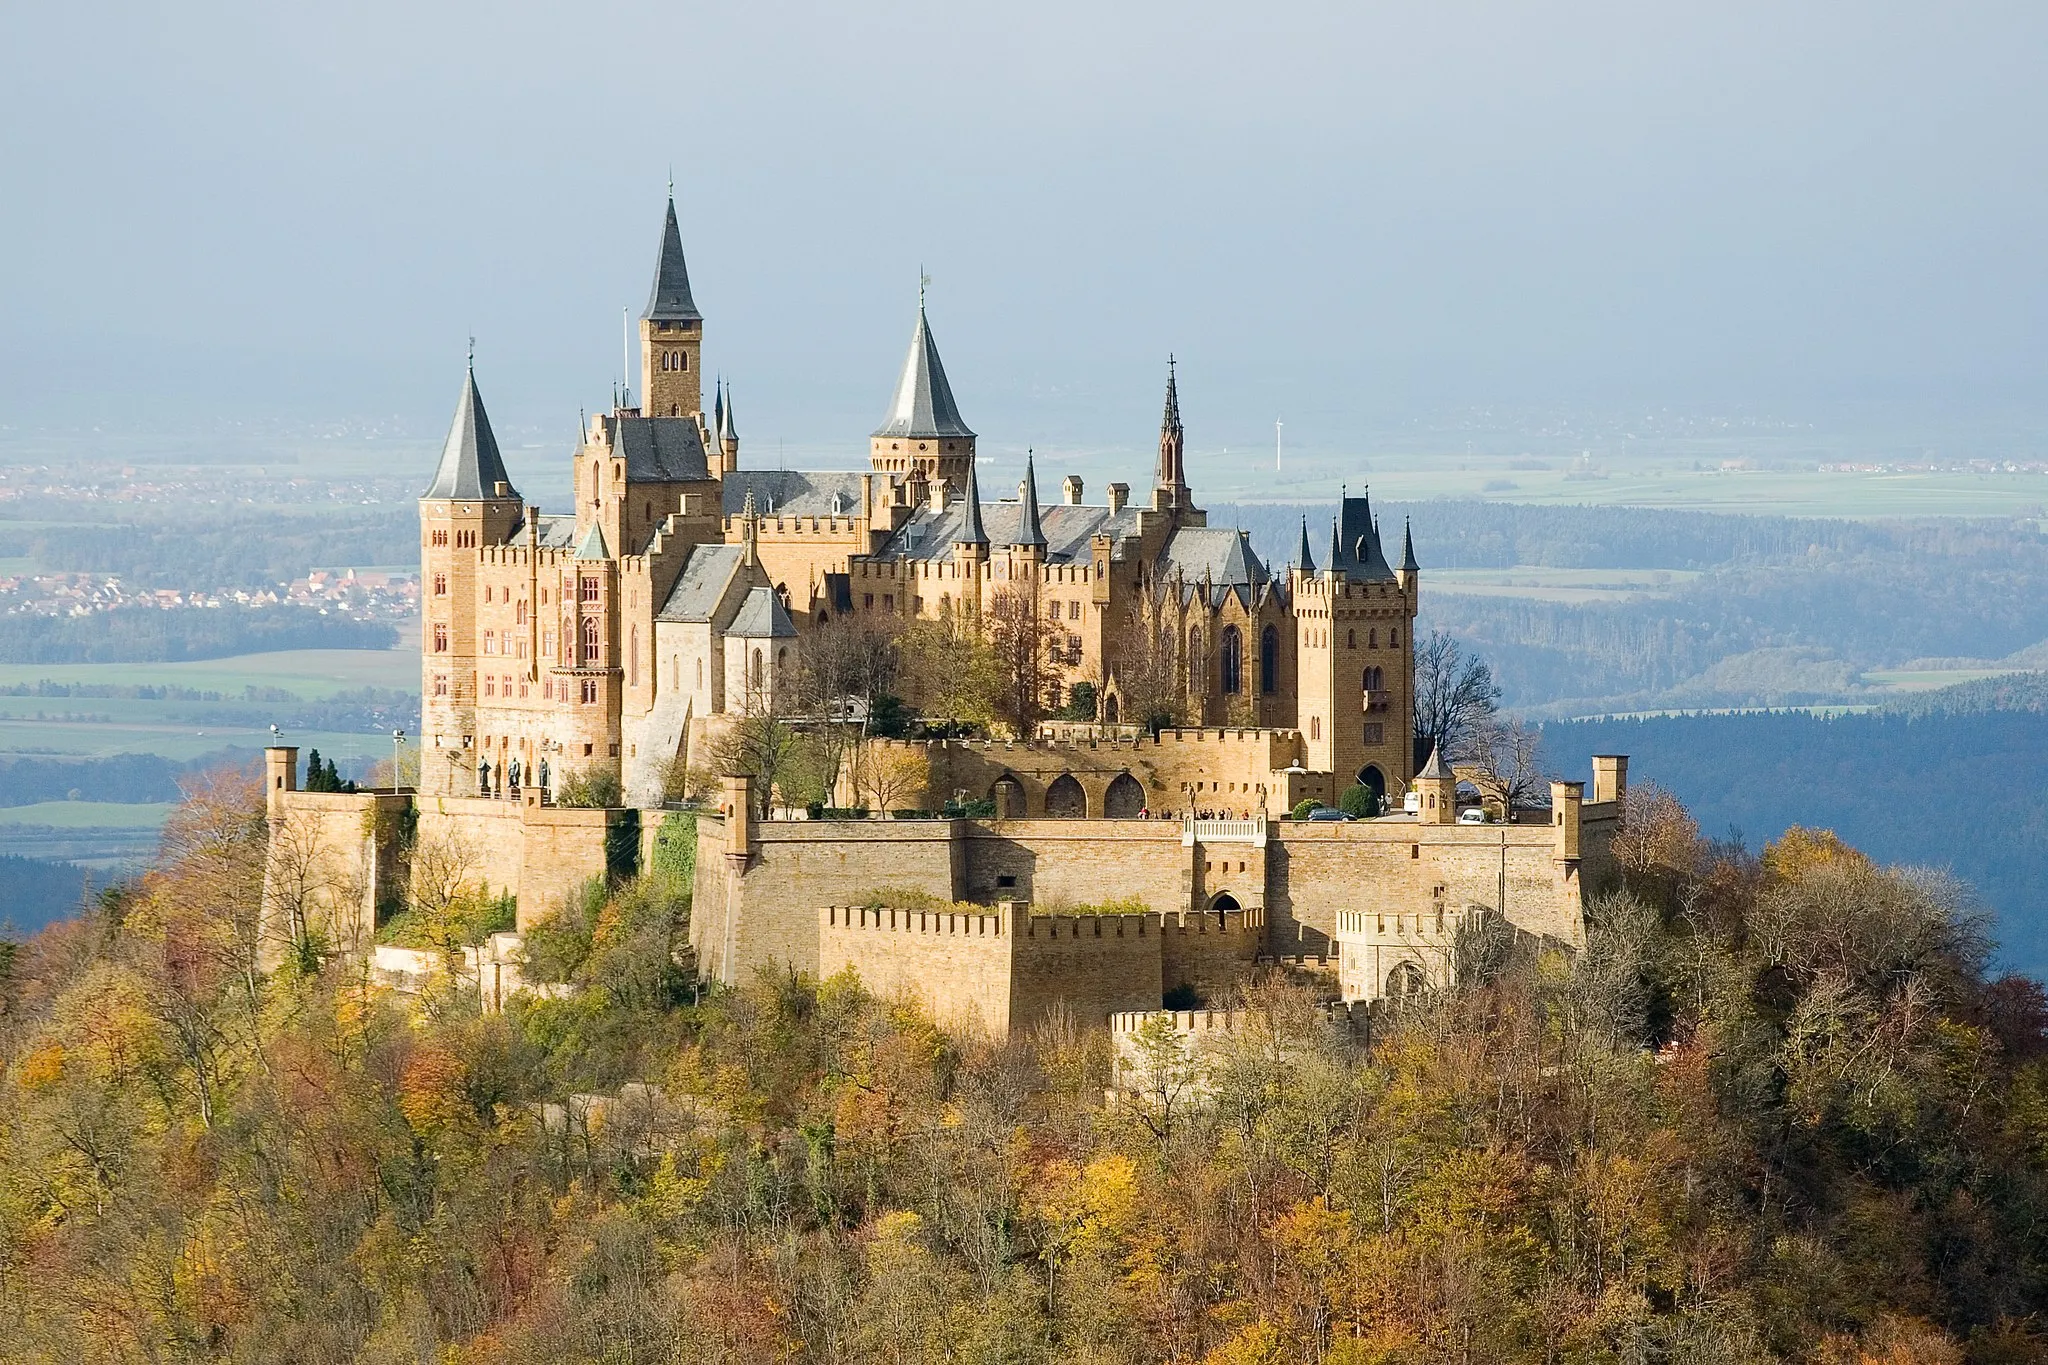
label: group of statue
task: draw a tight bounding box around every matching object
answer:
[477,755,547,798]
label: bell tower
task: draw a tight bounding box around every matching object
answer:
[638,191,704,421]
[870,282,976,490]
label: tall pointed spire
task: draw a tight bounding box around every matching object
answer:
[717,381,737,443]
[957,456,988,546]
[1013,450,1046,549]
[1296,515,1316,574]
[1327,517,1343,576]
[874,293,974,439]
[423,362,516,500]
[712,376,725,434]
[1401,517,1419,574]
[640,194,701,322]
[1156,355,1189,504]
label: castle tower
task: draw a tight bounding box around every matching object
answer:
[1415,745,1456,823]
[420,361,523,796]
[951,453,989,617]
[1007,450,1048,576]
[715,379,739,474]
[870,288,975,487]
[638,194,704,421]
[1153,356,1193,512]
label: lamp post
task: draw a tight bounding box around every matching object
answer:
[391,729,406,790]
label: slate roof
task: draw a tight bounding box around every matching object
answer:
[1400,517,1419,574]
[873,303,975,440]
[1328,489,1397,581]
[423,367,517,501]
[1160,526,1268,587]
[574,523,611,561]
[510,512,579,549]
[722,469,865,518]
[641,196,701,323]
[956,456,987,544]
[1417,745,1450,781]
[878,498,1143,564]
[601,415,709,482]
[727,585,798,639]
[657,544,746,622]
[1295,516,1316,574]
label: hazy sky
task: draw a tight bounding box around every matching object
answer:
[3,0,2045,463]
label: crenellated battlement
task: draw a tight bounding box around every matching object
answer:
[823,904,1010,937]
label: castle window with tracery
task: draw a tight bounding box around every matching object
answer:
[582,616,599,663]
[1220,626,1243,695]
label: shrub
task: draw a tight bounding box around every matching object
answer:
[1292,798,1323,820]
[1339,785,1378,818]
[558,765,623,809]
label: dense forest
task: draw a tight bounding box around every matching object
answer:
[6,774,2048,1361]
[1215,502,2048,710]
[17,508,420,589]
[0,607,396,663]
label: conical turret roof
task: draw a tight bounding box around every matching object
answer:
[1296,515,1316,574]
[956,456,988,545]
[1401,517,1419,573]
[1418,745,1450,780]
[1013,450,1046,549]
[641,196,702,323]
[574,522,611,561]
[874,300,975,440]
[423,364,516,500]
[717,380,737,443]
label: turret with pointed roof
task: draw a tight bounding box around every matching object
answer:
[869,287,976,489]
[638,193,705,420]
[1400,517,1419,576]
[424,363,517,501]
[956,454,988,547]
[1012,451,1047,551]
[715,379,739,473]
[1296,515,1317,575]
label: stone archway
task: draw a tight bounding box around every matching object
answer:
[1045,773,1087,817]
[1103,772,1144,819]
[1357,764,1386,807]
[1102,692,1119,724]
[1385,959,1426,999]
[1208,891,1241,929]
[990,773,1027,819]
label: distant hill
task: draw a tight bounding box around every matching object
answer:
[1544,697,2048,972]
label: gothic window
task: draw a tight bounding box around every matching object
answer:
[433,673,449,697]
[1188,627,1202,690]
[483,677,495,698]
[671,655,679,689]
[1220,625,1243,695]
[483,631,495,656]
[1364,665,1384,692]
[582,616,599,663]
[432,623,448,652]
[581,678,598,704]
[543,677,554,700]
[580,576,599,603]
[1311,716,1322,740]
[433,574,446,596]
[629,627,638,687]
[1370,628,1378,648]
[750,648,764,690]
[1390,628,1400,647]
[1259,625,1278,694]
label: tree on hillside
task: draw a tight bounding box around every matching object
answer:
[987,586,1065,738]
[1413,628,1502,761]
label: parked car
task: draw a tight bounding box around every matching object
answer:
[1457,807,1490,824]
[1402,790,1421,814]
[1307,806,1354,822]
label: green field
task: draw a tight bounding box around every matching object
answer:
[1860,667,2042,693]
[0,645,416,699]
[1428,566,1703,603]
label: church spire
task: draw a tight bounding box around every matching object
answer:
[1013,450,1046,549]
[1155,355,1189,506]
[641,194,701,322]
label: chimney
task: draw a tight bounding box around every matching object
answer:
[1063,475,1084,505]
[1106,482,1129,514]
[929,477,949,513]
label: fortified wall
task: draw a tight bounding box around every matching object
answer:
[694,756,1627,1022]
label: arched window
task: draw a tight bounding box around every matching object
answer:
[1220,626,1243,695]
[671,655,679,689]
[1259,625,1279,694]
[1369,628,1378,648]
[1348,628,1355,649]
[696,657,704,687]
[1364,665,1384,692]
[582,616,599,664]
[629,627,638,686]
[1390,628,1400,647]
[1188,627,1202,691]
[750,648,764,689]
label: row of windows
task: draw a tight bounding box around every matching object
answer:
[481,631,530,659]
[1045,600,1084,621]
[658,350,690,371]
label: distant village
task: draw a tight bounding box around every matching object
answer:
[0,567,418,620]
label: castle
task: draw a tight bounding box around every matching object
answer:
[420,194,1421,815]
[262,194,1629,1027]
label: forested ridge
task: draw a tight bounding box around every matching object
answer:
[7,777,2048,1361]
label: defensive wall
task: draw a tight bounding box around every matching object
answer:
[846,729,1318,819]
[694,756,1626,1016]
